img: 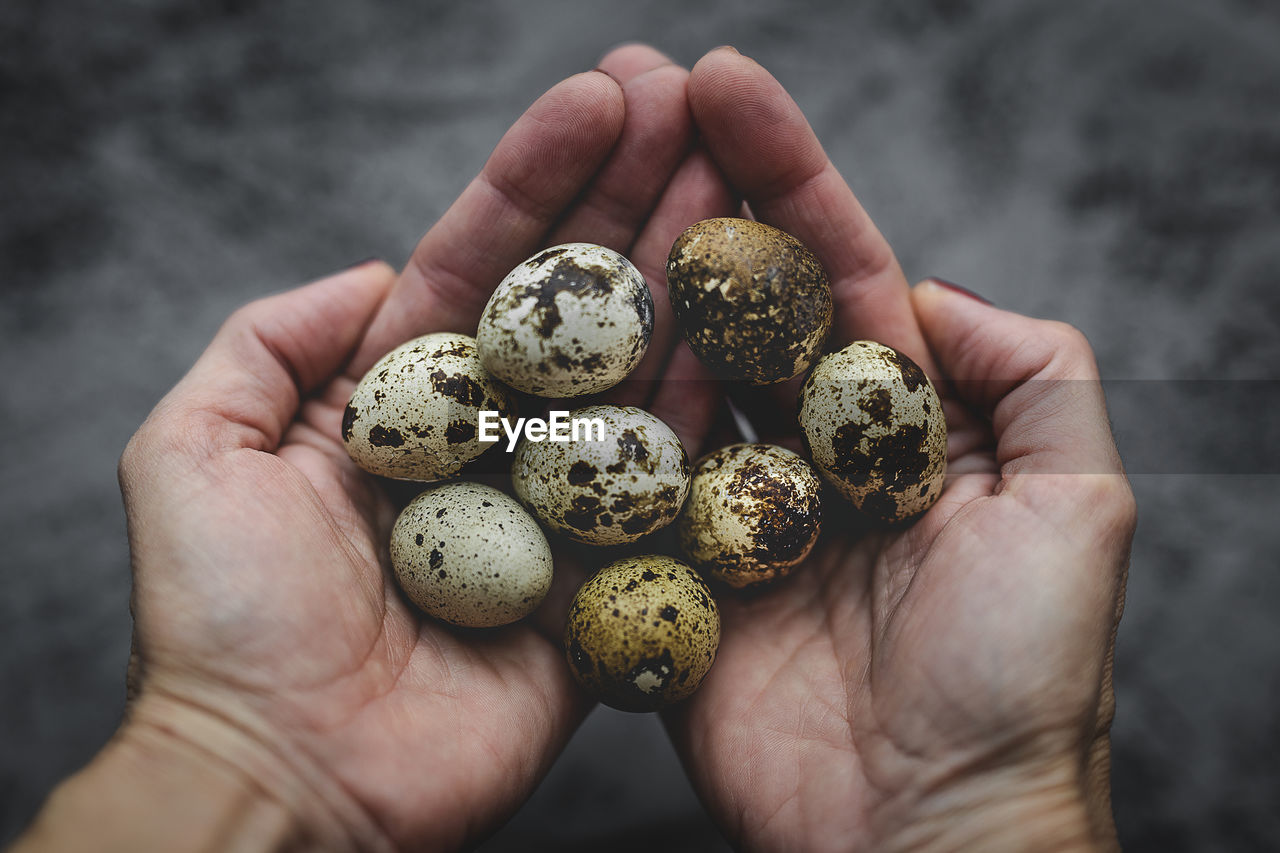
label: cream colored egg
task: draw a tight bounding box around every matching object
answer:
[799,341,947,524]
[677,443,822,588]
[342,333,514,481]
[511,405,689,545]
[390,482,552,628]
[564,555,719,712]
[477,243,654,397]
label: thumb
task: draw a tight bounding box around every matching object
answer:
[911,279,1134,539]
[138,261,399,459]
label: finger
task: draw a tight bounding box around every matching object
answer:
[353,71,626,371]
[607,147,739,407]
[595,42,675,84]
[911,279,1136,538]
[548,60,693,253]
[648,342,724,460]
[134,262,398,458]
[687,47,935,376]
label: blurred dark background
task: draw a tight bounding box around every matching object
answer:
[3,0,1279,849]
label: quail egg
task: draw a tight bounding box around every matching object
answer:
[564,555,719,712]
[666,218,832,385]
[677,443,822,588]
[343,333,514,481]
[799,341,947,524]
[390,481,553,628]
[476,243,654,397]
[511,405,690,545]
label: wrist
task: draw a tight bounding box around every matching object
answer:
[871,752,1114,853]
[14,691,385,853]
[13,700,299,853]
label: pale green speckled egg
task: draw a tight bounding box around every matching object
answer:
[390,482,552,628]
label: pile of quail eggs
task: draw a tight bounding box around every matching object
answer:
[342,220,947,713]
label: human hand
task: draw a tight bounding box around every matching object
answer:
[16,45,737,853]
[662,48,1136,852]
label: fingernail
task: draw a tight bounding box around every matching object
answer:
[343,257,383,271]
[592,66,622,85]
[929,277,992,305]
[714,44,741,55]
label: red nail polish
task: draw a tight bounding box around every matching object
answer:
[930,278,992,305]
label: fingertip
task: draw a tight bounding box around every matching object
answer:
[332,258,397,286]
[911,277,993,322]
[914,277,993,305]
[303,261,397,325]
[689,45,764,100]
[687,52,826,205]
[567,67,627,120]
[692,44,745,75]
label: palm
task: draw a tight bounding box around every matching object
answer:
[124,45,737,849]
[135,385,582,849]
[671,373,1126,850]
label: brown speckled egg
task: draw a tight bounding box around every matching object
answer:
[564,555,719,712]
[390,482,553,627]
[677,443,822,588]
[477,243,654,397]
[511,405,690,545]
[799,341,947,524]
[666,218,832,385]
[343,333,514,481]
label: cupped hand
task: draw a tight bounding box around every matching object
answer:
[662,48,1137,853]
[117,45,736,851]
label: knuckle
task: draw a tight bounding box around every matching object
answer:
[224,296,274,336]
[1043,320,1093,357]
[117,429,147,487]
[1034,320,1101,381]
[1082,473,1139,536]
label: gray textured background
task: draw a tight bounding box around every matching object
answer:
[3,1,1279,850]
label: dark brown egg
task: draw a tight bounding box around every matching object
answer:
[666,218,832,385]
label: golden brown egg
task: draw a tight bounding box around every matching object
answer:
[564,555,719,712]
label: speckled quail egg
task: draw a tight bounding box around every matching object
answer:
[564,555,719,712]
[666,218,832,385]
[476,243,654,397]
[799,341,947,524]
[343,333,514,481]
[511,405,690,545]
[677,443,822,588]
[390,481,553,628]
